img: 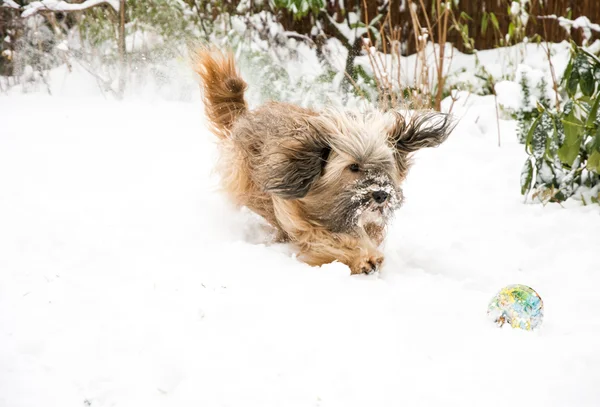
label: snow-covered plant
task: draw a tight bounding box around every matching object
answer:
[513,66,554,143]
[406,0,455,111]
[77,0,202,61]
[3,0,357,103]
[272,0,324,18]
[521,43,600,204]
[516,70,533,143]
[445,53,497,97]
[556,15,600,47]
[9,13,64,92]
[506,1,530,46]
[536,76,551,107]
[215,12,353,108]
[4,0,227,95]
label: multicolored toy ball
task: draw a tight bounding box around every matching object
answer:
[487,284,544,330]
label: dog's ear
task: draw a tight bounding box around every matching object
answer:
[388,111,454,155]
[261,123,331,200]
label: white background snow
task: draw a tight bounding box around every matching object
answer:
[1,52,600,407]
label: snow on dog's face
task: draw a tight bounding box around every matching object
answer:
[263,108,453,235]
[300,110,404,233]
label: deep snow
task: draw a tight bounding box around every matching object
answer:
[1,79,600,407]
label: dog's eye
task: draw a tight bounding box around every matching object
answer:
[348,163,360,173]
[320,147,331,164]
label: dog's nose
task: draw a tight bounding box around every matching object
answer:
[372,190,389,204]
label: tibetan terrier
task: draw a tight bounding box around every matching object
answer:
[194,49,453,274]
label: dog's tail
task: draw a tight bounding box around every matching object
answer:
[193,48,247,140]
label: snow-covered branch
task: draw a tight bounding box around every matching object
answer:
[1,0,21,9]
[283,31,315,46]
[539,15,600,43]
[21,0,119,18]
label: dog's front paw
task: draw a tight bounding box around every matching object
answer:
[350,253,384,275]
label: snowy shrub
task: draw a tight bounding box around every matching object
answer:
[2,0,206,95]
[445,55,499,98]
[521,43,600,204]
[215,12,355,108]
[10,14,61,85]
[3,1,358,104]
[74,0,205,87]
[272,0,324,18]
[515,67,552,143]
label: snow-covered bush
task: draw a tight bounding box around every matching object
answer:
[521,43,600,204]
[2,1,360,104]
[272,0,323,18]
[2,0,204,94]
[515,66,552,143]
[206,11,357,108]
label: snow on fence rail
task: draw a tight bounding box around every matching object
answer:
[19,0,119,18]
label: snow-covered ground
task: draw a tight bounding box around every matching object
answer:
[1,71,600,407]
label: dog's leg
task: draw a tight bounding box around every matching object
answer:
[273,199,383,274]
[348,245,385,275]
[349,228,385,275]
[295,230,384,275]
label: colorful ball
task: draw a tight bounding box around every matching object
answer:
[487,284,544,330]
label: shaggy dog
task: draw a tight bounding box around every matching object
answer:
[194,49,453,274]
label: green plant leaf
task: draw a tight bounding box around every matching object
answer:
[586,94,600,128]
[549,115,563,156]
[580,69,595,96]
[459,11,472,21]
[563,100,574,116]
[562,58,573,87]
[595,64,600,80]
[481,12,488,34]
[525,114,542,151]
[531,112,556,160]
[570,39,579,54]
[579,46,600,66]
[592,127,600,152]
[587,151,600,174]
[520,158,534,195]
[490,12,499,31]
[350,21,366,29]
[369,14,384,27]
[559,114,584,166]
[567,69,580,96]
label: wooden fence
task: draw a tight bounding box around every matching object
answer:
[280,0,600,55]
[446,0,600,52]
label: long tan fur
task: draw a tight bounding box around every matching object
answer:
[193,48,247,140]
[194,49,453,275]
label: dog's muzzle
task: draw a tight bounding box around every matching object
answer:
[350,173,402,226]
[372,190,389,204]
